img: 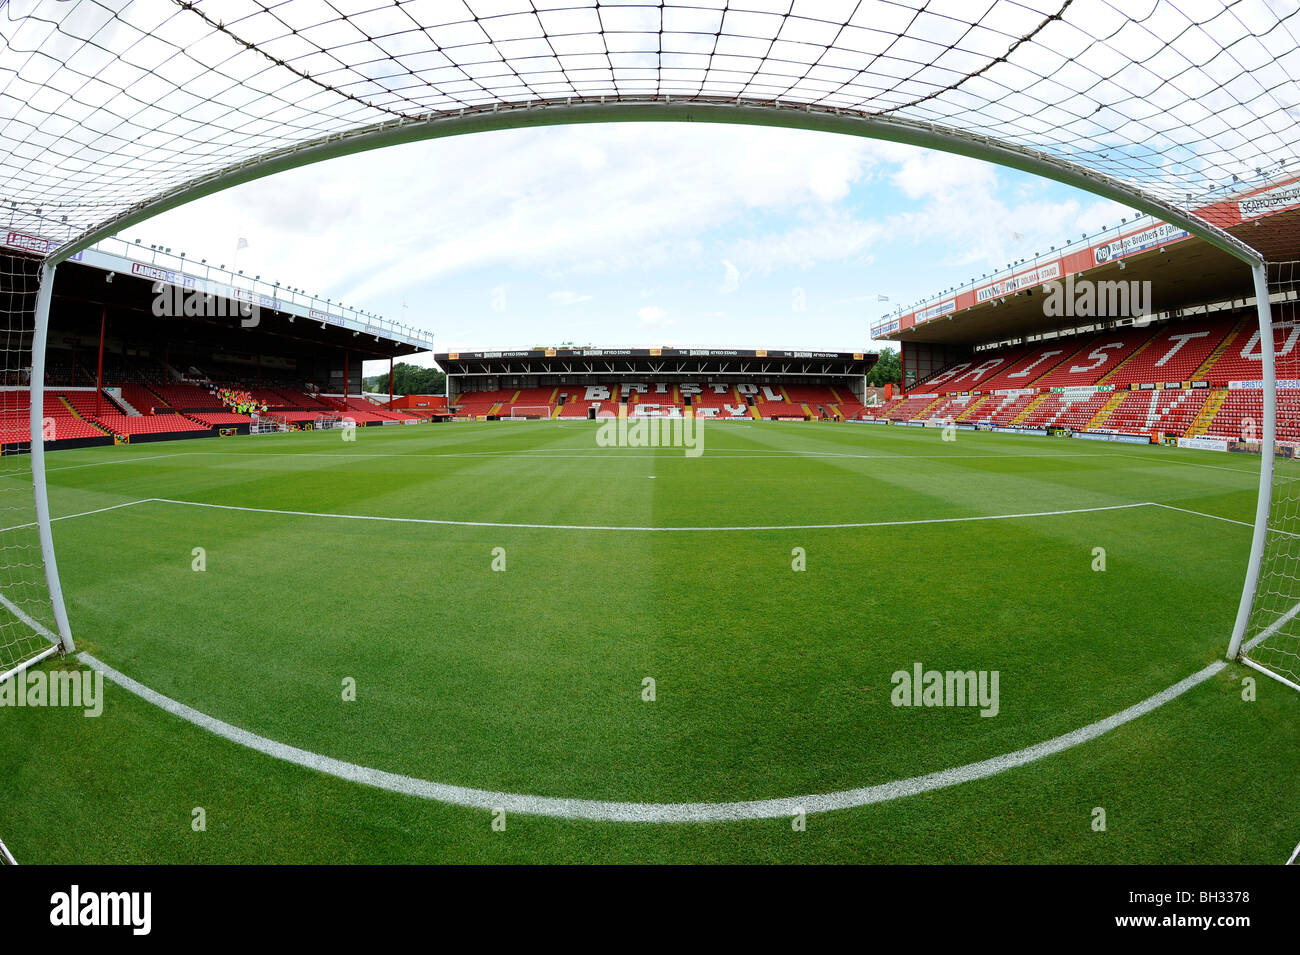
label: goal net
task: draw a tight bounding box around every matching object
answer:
[314,413,347,430]
[0,252,69,682]
[504,406,551,420]
[2,0,1299,698]
[249,413,291,434]
[1234,262,1300,692]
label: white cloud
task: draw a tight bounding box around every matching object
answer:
[548,290,593,306]
[637,306,671,326]
[133,123,880,307]
[726,216,883,272]
[719,259,740,293]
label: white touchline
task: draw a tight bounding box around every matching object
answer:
[45,448,1115,462]
[0,499,155,534]
[1151,503,1300,539]
[43,451,195,473]
[1149,503,1255,529]
[76,651,1226,823]
[1119,452,1261,477]
[146,498,1156,532]
[7,498,1258,535]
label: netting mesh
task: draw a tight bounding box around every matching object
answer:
[2,0,1299,247]
[1242,260,1300,688]
[2,0,1300,686]
[0,251,58,678]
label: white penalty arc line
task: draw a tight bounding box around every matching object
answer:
[77,651,1226,823]
[4,498,1254,536]
[144,498,1155,532]
[3,498,1257,538]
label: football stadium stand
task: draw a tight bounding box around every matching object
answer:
[451,382,865,422]
[863,307,1294,445]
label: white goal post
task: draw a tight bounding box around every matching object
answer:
[249,413,291,434]
[314,413,348,430]
[503,406,552,420]
[1226,261,1300,694]
[3,1,1299,699]
[0,257,74,684]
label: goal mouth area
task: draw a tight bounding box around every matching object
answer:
[503,407,552,420]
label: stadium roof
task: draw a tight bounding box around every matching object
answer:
[3,0,1299,267]
[2,229,436,352]
[875,187,1300,346]
[437,346,875,377]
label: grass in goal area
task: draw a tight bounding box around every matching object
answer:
[1,420,1297,863]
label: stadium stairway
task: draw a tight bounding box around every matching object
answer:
[109,389,143,416]
[56,395,113,437]
[956,395,992,421]
[1186,389,1228,437]
[910,394,948,421]
[1010,393,1048,425]
[1085,391,1127,430]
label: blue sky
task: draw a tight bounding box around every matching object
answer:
[131,122,1135,376]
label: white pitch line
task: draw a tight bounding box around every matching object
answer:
[1150,504,1300,540]
[43,452,194,473]
[4,496,1257,537]
[1119,453,1260,477]
[77,651,1226,823]
[147,497,1154,532]
[1149,503,1254,529]
[1288,838,1300,866]
[47,448,1115,462]
[0,499,156,534]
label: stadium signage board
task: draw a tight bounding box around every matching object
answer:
[1092,222,1188,265]
[915,300,956,323]
[1177,436,1229,452]
[438,348,865,362]
[993,426,1048,436]
[1052,384,1115,394]
[3,230,53,255]
[1073,431,1151,444]
[975,261,1062,302]
[1237,180,1300,220]
[1229,379,1300,389]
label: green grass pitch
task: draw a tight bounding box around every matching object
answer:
[2,419,1297,863]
